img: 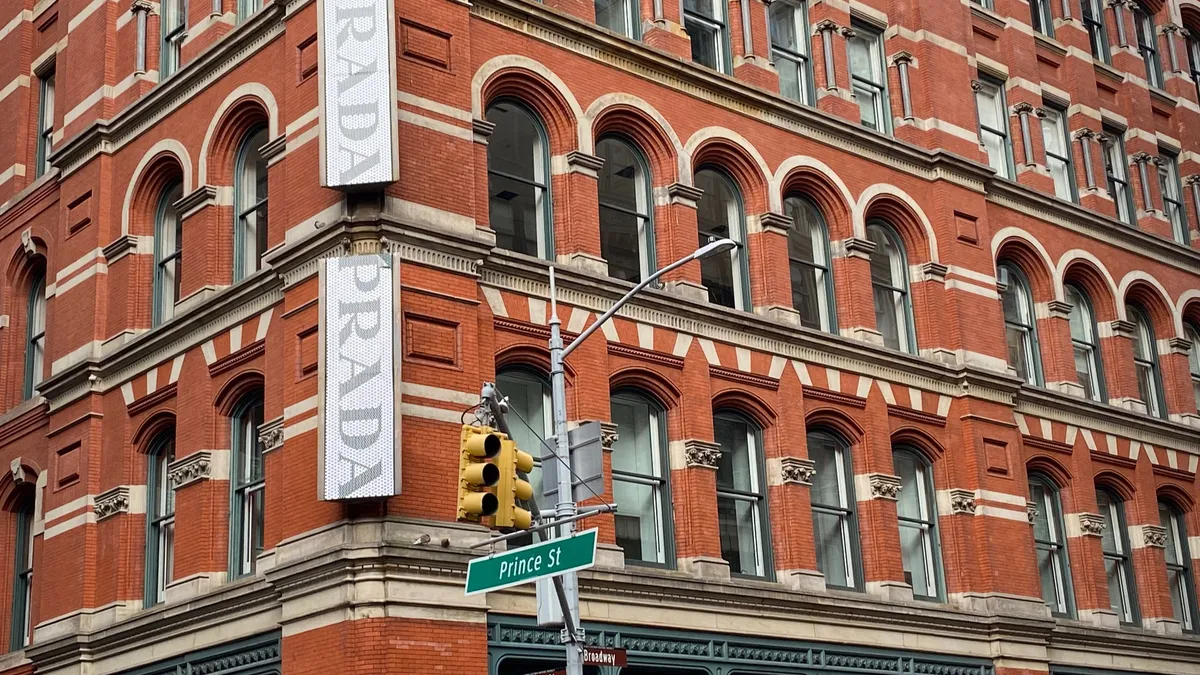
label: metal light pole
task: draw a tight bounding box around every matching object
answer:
[546,238,737,675]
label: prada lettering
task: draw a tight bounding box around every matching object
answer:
[320,255,400,499]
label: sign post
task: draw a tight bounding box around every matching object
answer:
[465,529,598,596]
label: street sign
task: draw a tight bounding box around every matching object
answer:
[465,528,598,596]
[582,648,627,667]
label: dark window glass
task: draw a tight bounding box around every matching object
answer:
[487,103,551,259]
[598,138,653,283]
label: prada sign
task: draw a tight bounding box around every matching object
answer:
[317,0,398,188]
[318,254,401,500]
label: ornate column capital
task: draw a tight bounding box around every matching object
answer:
[780,457,816,485]
[814,18,841,33]
[1072,127,1097,140]
[948,489,976,514]
[866,473,902,500]
[600,421,619,452]
[1129,150,1155,165]
[168,451,214,488]
[891,51,914,65]
[1077,513,1105,537]
[1142,524,1167,548]
[259,417,284,454]
[1183,174,1200,187]
[683,439,722,469]
[1033,107,1051,119]
[1027,501,1039,524]
[130,0,153,12]
[1011,101,1035,115]
[95,486,132,521]
[970,79,985,92]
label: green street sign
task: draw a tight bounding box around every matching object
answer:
[465,528,598,596]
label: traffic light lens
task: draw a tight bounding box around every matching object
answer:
[466,432,502,458]
[462,492,499,517]
[463,462,501,487]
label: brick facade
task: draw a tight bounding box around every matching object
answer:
[0,0,1196,673]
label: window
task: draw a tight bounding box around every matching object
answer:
[161,0,186,79]
[597,137,654,283]
[497,369,551,543]
[715,412,767,577]
[9,495,33,651]
[999,263,1042,385]
[809,429,860,589]
[35,69,54,178]
[153,181,184,326]
[1096,488,1137,625]
[234,127,269,281]
[1102,129,1135,225]
[975,77,1014,179]
[1160,501,1198,632]
[867,221,915,353]
[24,272,46,400]
[695,169,749,310]
[1158,150,1189,244]
[1080,0,1109,63]
[1041,105,1076,202]
[684,0,729,72]
[1029,474,1074,617]
[847,22,889,133]
[770,1,813,105]
[230,393,265,577]
[595,0,638,38]
[1134,4,1163,89]
[1030,0,1054,37]
[1189,32,1200,102]
[971,0,993,9]
[1128,304,1165,418]
[1186,323,1200,412]
[487,102,552,259]
[238,0,262,22]
[784,195,835,332]
[146,431,176,606]
[894,448,942,600]
[610,392,670,566]
[1066,284,1105,401]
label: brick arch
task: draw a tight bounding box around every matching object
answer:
[1026,455,1072,488]
[686,128,771,214]
[804,406,865,444]
[495,343,577,381]
[201,92,272,187]
[1157,483,1195,512]
[0,459,40,512]
[712,388,777,430]
[890,426,945,464]
[609,366,681,410]
[1180,292,1200,329]
[587,94,685,185]
[1094,470,1137,503]
[132,410,177,450]
[121,140,192,236]
[1135,0,1164,16]
[1059,254,1119,322]
[993,231,1055,303]
[480,68,580,156]
[126,152,186,238]
[5,234,48,294]
[776,160,853,240]
[1120,273,1180,339]
[214,370,266,417]
[854,184,938,264]
[1183,2,1200,32]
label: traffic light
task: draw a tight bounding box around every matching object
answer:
[457,425,502,522]
[494,437,534,530]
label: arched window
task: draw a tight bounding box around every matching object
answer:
[1160,500,1198,631]
[714,411,768,577]
[695,168,748,310]
[784,195,835,332]
[1096,487,1137,625]
[9,493,33,651]
[24,271,46,400]
[1127,304,1164,418]
[1029,472,1074,617]
[153,181,184,326]
[1186,322,1200,412]
[866,221,914,353]
[486,102,551,259]
[597,137,654,284]
[234,126,269,282]
[145,430,176,605]
[808,428,860,589]
[496,369,551,545]
[894,447,942,600]
[1133,2,1163,88]
[610,391,670,566]
[998,263,1042,385]
[230,392,265,577]
[1066,284,1104,402]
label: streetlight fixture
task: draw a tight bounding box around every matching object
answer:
[545,238,737,675]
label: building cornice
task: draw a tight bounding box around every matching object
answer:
[1015,387,1200,455]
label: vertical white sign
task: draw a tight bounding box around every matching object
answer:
[318,254,401,500]
[317,0,398,188]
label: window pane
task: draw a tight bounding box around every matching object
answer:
[900,522,931,596]
[1074,346,1096,397]
[696,170,739,308]
[808,435,844,507]
[490,175,544,257]
[1037,546,1062,609]
[718,496,759,575]
[894,452,922,520]
[487,104,546,258]
[853,83,879,130]
[611,396,657,476]
[873,284,901,350]
[686,19,722,70]
[848,35,872,79]
[498,371,550,514]
[770,3,797,49]
[161,520,175,589]
[595,0,634,35]
[613,479,660,563]
[778,57,803,102]
[598,139,647,283]
[715,415,752,492]
[814,510,849,586]
[1104,557,1129,620]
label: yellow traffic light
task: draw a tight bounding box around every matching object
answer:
[457,425,502,522]
[494,438,534,530]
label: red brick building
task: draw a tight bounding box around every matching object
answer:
[0,0,1198,672]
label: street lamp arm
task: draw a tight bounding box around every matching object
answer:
[560,254,694,360]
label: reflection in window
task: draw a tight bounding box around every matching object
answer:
[1081,0,1109,63]
[808,429,859,589]
[894,449,942,600]
[1029,474,1073,617]
[975,77,1013,179]
[598,138,654,283]
[1128,304,1164,418]
[146,431,176,605]
[1158,150,1189,245]
[153,181,184,326]
[1102,129,1134,225]
[234,127,269,281]
[714,412,766,577]
[24,272,46,400]
[497,369,551,548]
[9,495,33,651]
[1186,323,1200,412]
[610,392,669,565]
[867,222,914,353]
[1066,284,1104,401]
[1041,106,1076,202]
[1160,501,1198,632]
[231,393,265,577]
[596,0,638,37]
[1097,488,1137,625]
[695,169,748,310]
[784,195,834,332]
[1134,4,1163,88]
[999,264,1041,385]
[684,0,728,72]
[487,102,551,259]
[847,22,889,133]
[770,1,812,105]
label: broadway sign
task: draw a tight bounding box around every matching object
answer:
[317,0,398,188]
[318,254,401,500]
